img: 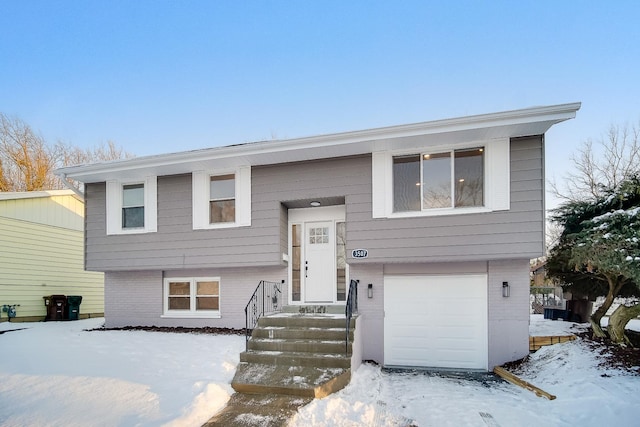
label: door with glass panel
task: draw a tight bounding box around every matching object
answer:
[303,221,334,302]
[290,209,347,304]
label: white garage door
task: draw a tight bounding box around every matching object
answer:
[384,274,488,370]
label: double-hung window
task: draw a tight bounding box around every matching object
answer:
[122,184,145,228]
[164,277,220,318]
[209,174,235,223]
[192,166,251,229]
[106,177,157,235]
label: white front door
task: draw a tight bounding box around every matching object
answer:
[304,221,335,302]
[288,205,346,305]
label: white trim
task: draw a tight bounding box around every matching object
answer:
[236,166,251,227]
[486,138,510,211]
[192,166,252,230]
[287,205,347,305]
[387,206,493,219]
[288,205,346,223]
[371,152,390,219]
[145,177,158,232]
[372,138,510,219]
[106,176,157,235]
[162,276,221,318]
[56,103,580,184]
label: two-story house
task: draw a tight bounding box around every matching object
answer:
[56,102,580,371]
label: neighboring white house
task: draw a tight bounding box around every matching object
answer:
[0,190,104,322]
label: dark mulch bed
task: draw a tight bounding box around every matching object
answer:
[503,328,640,374]
[0,328,27,335]
[87,325,246,336]
[577,329,640,373]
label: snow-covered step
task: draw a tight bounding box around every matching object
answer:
[248,337,351,354]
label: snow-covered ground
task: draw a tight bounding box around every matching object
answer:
[1,316,639,426]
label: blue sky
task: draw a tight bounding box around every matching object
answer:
[1,1,639,206]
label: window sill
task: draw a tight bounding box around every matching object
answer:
[193,222,250,230]
[108,227,156,235]
[161,312,221,319]
[386,206,493,219]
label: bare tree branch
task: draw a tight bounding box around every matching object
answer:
[0,113,133,192]
[551,120,640,203]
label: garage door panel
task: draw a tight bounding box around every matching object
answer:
[384,274,488,370]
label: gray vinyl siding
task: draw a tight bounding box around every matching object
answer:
[85,156,370,271]
[487,259,531,368]
[352,259,530,369]
[85,136,544,271]
[348,135,545,263]
[104,266,286,328]
[348,263,384,364]
[86,174,283,271]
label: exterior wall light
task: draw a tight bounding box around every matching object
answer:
[502,281,510,297]
[310,201,321,207]
[368,283,373,298]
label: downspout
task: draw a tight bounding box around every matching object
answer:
[57,172,85,199]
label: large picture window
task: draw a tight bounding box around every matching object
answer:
[393,147,484,212]
[164,277,220,318]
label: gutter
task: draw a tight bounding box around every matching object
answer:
[56,102,582,182]
[57,172,85,199]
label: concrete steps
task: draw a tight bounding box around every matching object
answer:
[241,349,351,368]
[231,363,351,398]
[248,338,351,354]
[231,307,356,398]
[252,326,351,341]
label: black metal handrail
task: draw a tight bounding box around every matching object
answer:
[245,280,284,350]
[345,279,359,354]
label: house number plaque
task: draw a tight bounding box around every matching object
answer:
[351,249,368,259]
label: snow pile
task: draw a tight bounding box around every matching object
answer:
[1,316,640,426]
[529,313,588,336]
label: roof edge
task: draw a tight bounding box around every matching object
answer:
[0,189,81,201]
[56,102,581,179]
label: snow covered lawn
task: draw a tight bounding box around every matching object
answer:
[1,316,639,426]
[0,319,244,426]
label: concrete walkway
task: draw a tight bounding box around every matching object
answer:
[202,393,312,427]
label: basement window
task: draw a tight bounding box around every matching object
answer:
[163,277,221,318]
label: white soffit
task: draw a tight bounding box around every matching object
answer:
[55,102,580,183]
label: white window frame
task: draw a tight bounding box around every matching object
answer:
[372,138,510,218]
[106,176,157,235]
[162,277,221,319]
[192,166,251,229]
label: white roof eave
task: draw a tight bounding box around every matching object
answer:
[55,102,580,183]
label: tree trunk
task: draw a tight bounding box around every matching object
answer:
[608,302,640,346]
[590,275,624,338]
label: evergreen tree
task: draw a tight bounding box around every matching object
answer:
[548,175,640,341]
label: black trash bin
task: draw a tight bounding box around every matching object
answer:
[43,295,67,321]
[66,296,83,320]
